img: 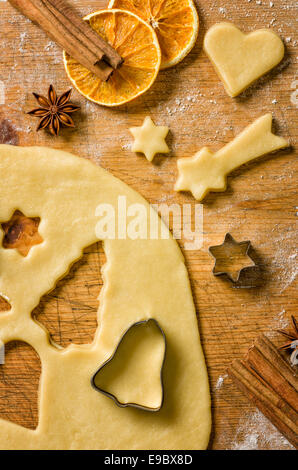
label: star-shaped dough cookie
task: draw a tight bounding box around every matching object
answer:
[130,117,169,162]
[175,114,288,201]
[175,147,225,201]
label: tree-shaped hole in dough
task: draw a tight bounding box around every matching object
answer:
[32,242,105,349]
[0,341,41,430]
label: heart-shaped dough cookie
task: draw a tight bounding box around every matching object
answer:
[204,22,284,97]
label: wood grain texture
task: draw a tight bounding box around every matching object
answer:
[0,341,41,430]
[0,0,297,450]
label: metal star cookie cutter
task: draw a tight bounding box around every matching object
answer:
[208,233,256,283]
[91,319,166,412]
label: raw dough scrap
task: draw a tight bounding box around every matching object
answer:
[0,145,211,450]
[130,116,170,162]
[204,22,285,97]
[92,319,166,411]
[175,114,288,201]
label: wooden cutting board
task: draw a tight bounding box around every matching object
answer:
[0,0,297,450]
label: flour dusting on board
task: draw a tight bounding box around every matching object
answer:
[269,309,290,332]
[231,410,294,450]
[214,374,228,390]
[270,229,298,293]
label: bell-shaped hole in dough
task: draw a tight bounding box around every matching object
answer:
[0,341,41,430]
[1,210,43,257]
[32,242,105,349]
[0,295,11,312]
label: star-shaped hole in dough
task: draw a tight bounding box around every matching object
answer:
[1,210,43,257]
[0,295,11,312]
[130,116,170,162]
[209,233,255,283]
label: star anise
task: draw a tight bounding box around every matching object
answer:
[277,315,298,366]
[28,85,80,136]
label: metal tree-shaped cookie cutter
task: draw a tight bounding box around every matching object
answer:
[208,233,256,283]
[91,319,166,412]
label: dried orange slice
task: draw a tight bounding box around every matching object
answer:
[63,9,161,107]
[108,0,199,69]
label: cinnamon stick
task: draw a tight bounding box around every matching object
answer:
[8,0,121,81]
[254,335,298,390]
[228,335,298,449]
[228,360,298,449]
[45,0,123,69]
[246,337,298,411]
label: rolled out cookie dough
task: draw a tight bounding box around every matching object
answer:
[0,145,211,450]
[204,22,285,97]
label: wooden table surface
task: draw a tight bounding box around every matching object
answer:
[0,0,297,450]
